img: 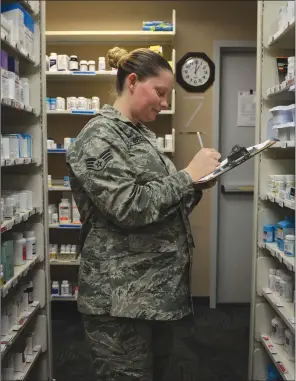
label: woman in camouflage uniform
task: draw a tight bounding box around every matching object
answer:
[66,46,220,381]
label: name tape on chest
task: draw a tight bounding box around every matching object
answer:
[85,148,113,171]
[128,135,147,148]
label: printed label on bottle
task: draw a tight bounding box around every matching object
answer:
[22,245,27,261]
[60,206,70,222]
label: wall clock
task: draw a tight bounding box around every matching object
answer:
[176,52,215,93]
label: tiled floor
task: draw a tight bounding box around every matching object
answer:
[51,301,250,381]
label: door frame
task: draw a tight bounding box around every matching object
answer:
[210,40,257,308]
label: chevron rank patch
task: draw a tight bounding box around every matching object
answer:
[85,148,113,172]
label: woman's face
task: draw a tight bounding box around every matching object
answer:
[130,69,174,122]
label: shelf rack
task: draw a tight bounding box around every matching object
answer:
[249,2,296,379]
[0,1,52,380]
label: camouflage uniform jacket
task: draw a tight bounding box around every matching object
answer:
[66,104,202,320]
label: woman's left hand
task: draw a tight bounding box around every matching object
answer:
[194,179,217,190]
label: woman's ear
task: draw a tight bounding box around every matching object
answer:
[126,73,138,93]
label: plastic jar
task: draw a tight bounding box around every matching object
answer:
[69,55,78,71]
[88,60,96,72]
[50,98,57,110]
[91,96,100,110]
[274,269,283,297]
[23,231,36,259]
[165,134,173,150]
[77,97,87,110]
[61,280,70,295]
[56,97,65,111]
[64,176,70,188]
[52,281,59,295]
[67,97,77,110]
[12,232,26,265]
[279,273,293,302]
[52,213,58,224]
[57,55,68,71]
[18,191,28,212]
[284,329,295,361]
[49,53,57,71]
[64,137,71,150]
[268,268,276,291]
[79,60,88,71]
[284,234,295,257]
[98,57,106,71]
[4,197,14,219]
[271,316,286,345]
[263,224,275,243]
[59,198,71,224]
[20,78,29,107]
[24,190,33,210]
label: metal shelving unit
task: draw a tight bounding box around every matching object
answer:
[249,2,295,379]
[1,1,52,380]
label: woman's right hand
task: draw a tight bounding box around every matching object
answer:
[185,148,221,182]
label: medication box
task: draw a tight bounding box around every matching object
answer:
[1,49,9,99]
[1,3,26,51]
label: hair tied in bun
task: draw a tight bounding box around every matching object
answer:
[107,46,129,69]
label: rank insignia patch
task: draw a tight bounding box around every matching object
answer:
[85,148,113,171]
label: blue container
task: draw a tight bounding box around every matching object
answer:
[263,224,275,243]
[277,216,294,251]
[50,98,56,110]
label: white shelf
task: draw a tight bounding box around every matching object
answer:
[50,259,80,266]
[268,18,295,48]
[1,301,40,358]
[1,98,36,115]
[1,35,37,65]
[266,79,295,98]
[1,256,41,298]
[260,334,295,380]
[1,207,42,234]
[1,158,37,167]
[48,186,71,191]
[46,70,117,80]
[47,109,100,116]
[46,30,175,43]
[260,241,295,272]
[51,295,77,302]
[12,345,42,381]
[262,288,295,333]
[49,223,81,229]
[261,193,295,211]
[270,141,295,149]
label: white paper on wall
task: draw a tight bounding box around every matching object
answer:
[237,91,256,127]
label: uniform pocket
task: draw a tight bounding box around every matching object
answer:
[129,233,178,253]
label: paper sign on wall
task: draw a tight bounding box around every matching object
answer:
[237,91,256,127]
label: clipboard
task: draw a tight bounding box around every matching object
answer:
[196,139,277,184]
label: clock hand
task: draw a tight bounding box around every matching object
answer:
[195,64,201,74]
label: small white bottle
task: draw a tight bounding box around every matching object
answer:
[52,281,59,295]
[91,96,100,110]
[49,52,57,72]
[59,198,71,224]
[79,60,88,71]
[88,60,96,72]
[23,231,36,259]
[52,213,58,224]
[98,57,106,71]
[274,269,283,296]
[165,134,173,150]
[61,280,70,295]
[271,316,286,345]
[279,272,293,302]
[4,197,14,219]
[268,269,276,291]
[57,55,69,71]
[284,235,295,257]
[12,232,27,266]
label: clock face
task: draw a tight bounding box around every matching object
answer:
[181,57,210,87]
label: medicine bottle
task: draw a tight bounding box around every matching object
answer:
[49,52,57,72]
[91,96,100,110]
[23,231,36,259]
[61,280,70,295]
[59,198,71,224]
[268,268,276,291]
[25,281,34,304]
[12,232,26,266]
[279,272,293,302]
[79,60,88,71]
[284,234,295,257]
[271,316,286,345]
[88,60,96,72]
[98,57,106,71]
[284,329,295,361]
[52,281,59,295]
[69,55,78,71]
[274,269,283,296]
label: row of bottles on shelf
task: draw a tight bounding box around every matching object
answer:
[1,2,39,58]
[1,230,36,284]
[268,103,295,142]
[1,133,33,162]
[46,45,172,73]
[157,135,173,150]
[49,244,79,262]
[1,190,33,222]
[263,216,294,257]
[270,316,294,361]
[0,51,30,105]
[267,174,295,200]
[268,266,294,303]
[51,280,78,298]
[48,197,81,225]
[1,282,34,336]
[48,175,70,188]
[46,96,100,112]
[47,137,75,151]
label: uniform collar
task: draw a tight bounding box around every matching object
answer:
[99,104,145,128]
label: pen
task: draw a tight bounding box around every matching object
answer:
[197,132,204,149]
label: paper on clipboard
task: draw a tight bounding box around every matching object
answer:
[196,139,276,184]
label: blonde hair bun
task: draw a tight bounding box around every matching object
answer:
[107,47,129,69]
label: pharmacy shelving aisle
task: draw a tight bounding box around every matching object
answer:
[45,10,177,302]
[249,1,296,380]
[1,1,52,380]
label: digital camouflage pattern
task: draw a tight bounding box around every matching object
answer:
[66,104,202,320]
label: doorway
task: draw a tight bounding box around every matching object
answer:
[210,41,257,307]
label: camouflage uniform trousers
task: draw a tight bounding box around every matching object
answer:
[83,314,192,381]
